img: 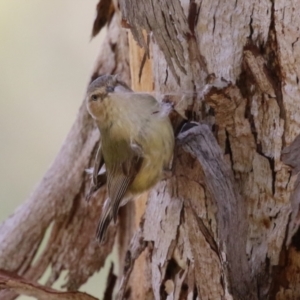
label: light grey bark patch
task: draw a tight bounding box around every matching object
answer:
[178,124,256,299]
[282,135,300,245]
[120,0,190,80]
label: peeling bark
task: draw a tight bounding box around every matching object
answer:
[119,0,300,299]
[1,0,300,299]
[0,270,97,300]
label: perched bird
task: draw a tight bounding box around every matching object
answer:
[86,75,174,243]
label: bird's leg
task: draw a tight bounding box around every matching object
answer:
[86,142,105,202]
[86,172,107,202]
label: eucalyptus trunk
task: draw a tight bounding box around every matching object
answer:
[0,1,300,300]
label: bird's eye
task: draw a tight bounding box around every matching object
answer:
[91,95,98,101]
[106,86,114,93]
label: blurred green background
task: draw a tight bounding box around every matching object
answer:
[0,1,109,299]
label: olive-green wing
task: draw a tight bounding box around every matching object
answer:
[96,154,143,242]
[109,155,143,221]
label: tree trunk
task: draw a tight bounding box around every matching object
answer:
[1,0,300,300]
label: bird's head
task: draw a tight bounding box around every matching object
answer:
[86,75,132,122]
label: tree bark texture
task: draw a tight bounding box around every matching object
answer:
[119,0,300,299]
[1,0,300,300]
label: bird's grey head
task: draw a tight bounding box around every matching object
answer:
[86,75,132,119]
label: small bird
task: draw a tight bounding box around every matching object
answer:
[86,75,175,243]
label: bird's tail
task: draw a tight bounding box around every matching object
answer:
[96,203,113,243]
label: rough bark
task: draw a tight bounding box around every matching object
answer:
[118,0,300,299]
[0,270,97,300]
[1,0,300,300]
